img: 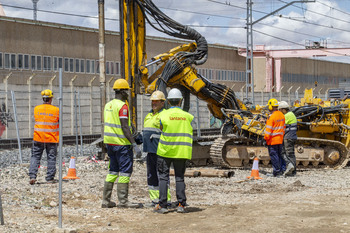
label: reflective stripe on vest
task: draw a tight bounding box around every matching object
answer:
[103,99,131,145]
[143,111,163,153]
[157,108,194,160]
[285,123,297,132]
[33,104,59,143]
[285,111,298,132]
[264,110,285,145]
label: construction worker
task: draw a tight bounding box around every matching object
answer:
[278,101,297,176]
[101,79,142,209]
[143,90,172,207]
[264,98,285,177]
[29,89,59,185]
[154,88,194,214]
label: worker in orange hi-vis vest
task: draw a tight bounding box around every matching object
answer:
[29,89,59,185]
[264,98,286,177]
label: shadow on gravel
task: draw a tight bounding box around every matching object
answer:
[185,207,203,213]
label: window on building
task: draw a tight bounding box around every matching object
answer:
[0,52,2,68]
[31,55,36,70]
[11,54,16,69]
[69,58,74,72]
[18,54,23,69]
[24,55,29,69]
[116,62,120,75]
[36,56,42,70]
[75,59,80,73]
[106,61,110,74]
[54,57,58,71]
[58,57,63,70]
[4,53,9,69]
[80,59,85,73]
[91,60,95,73]
[43,56,51,71]
[64,58,69,72]
[111,62,115,74]
[86,60,90,73]
[96,60,100,74]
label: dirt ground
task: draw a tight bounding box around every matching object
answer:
[1,157,350,233]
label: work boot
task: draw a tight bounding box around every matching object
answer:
[283,163,295,176]
[117,183,142,208]
[153,204,169,214]
[176,203,186,213]
[101,181,117,208]
[29,178,36,185]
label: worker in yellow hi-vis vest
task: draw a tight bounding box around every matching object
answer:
[101,79,142,209]
[153,88,194,214]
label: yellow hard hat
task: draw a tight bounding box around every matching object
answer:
[41,89,53,98]
[150,90,165,101]
[267,98,278,110]
[113,79,130,90]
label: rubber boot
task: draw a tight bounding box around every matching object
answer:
[117,183,142,208]
[101,181,117,208]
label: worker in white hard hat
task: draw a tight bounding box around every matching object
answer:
[154,88,194,214]
[142,90,171,208]
[278,101,297,176]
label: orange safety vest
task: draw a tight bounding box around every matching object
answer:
[33,104,59,143]
[264,110,285,145]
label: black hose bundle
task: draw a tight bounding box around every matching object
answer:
[292,104,346,124]
[135,0,208,91]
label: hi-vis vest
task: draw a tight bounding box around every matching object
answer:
[284,111,297,140]
[33,104,59,143]
[157,107,194,160]
[264,110,285,145]
[143,109,163,154]
[104,99,131,145]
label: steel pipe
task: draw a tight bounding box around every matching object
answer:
[169,170,201,177]
[198,169,234,178]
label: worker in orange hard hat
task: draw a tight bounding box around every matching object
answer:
[29,89,59,185]
[264,98,285,177]
[102,79,142,209]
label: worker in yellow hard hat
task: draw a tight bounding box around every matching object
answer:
[29,89,59,185]
[264,98,286,177]
[142,90,172,208]
[102,78,142,209]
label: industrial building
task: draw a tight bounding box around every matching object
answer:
[0,15,349,139]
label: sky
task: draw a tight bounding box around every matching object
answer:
[1,0,350,63]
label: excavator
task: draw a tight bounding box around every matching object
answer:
[119,0,350,169]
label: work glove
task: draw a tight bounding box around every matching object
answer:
[132,143,142,159]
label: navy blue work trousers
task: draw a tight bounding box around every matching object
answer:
[268,144,285,176]
[147,153,159,187]
[106,144,133,175]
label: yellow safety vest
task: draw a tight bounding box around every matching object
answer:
[143,109,163,153]
[103,99,131,145]
[157,107,194,160]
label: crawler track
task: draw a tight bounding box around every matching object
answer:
[209,136,349,169]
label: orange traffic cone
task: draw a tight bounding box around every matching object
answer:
[63,157,80,180]
[247,157,262,180]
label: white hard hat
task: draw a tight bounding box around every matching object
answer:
[167,88,183,100]
[278,101,289,109]
[150,90,166,101]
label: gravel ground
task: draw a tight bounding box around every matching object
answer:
[1,145,350,232]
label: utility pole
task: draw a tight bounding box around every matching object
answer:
[98,0,107,158]
[245,0,315,104]
[32,0,39,20]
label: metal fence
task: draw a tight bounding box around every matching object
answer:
[0,83,331,141]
